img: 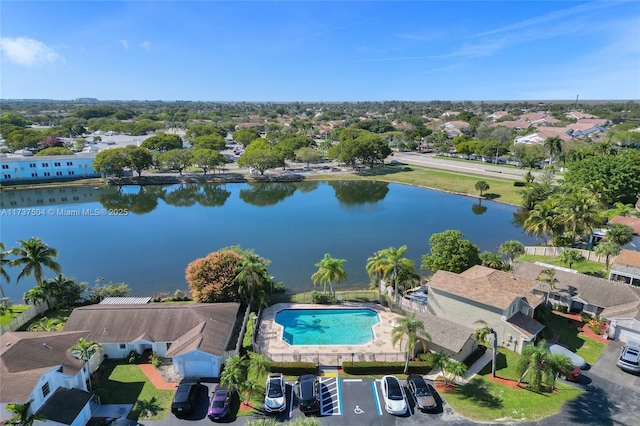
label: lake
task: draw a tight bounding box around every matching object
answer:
[0,181,535,302]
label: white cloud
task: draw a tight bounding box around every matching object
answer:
[119,39,129,49]
[0,37,64,66]
[140,41,151,52]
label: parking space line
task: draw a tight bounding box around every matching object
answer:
[371,381,382,416]
[337,377,343,415]
[320,376,341,416]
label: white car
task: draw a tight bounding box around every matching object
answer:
[264,373,286,413]
[381,375,407,415]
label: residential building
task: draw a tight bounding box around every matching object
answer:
[0,153,99,183]
[609,249,640,287]
[0,331,95,426]
[426,265,544,354]
[62,303,243,378]
[609,216,640,251]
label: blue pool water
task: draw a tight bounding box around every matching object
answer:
[275,309,380,345]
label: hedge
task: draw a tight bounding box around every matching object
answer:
[342,361,432,375]
[270,362,318,375]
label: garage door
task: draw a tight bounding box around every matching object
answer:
[183,359,218,378]
[615,327,640,344]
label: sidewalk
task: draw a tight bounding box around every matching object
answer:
[138,363,179,390]
[424,351,492,385]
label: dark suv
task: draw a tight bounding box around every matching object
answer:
[171,376,200,417]
[296,374,320,413]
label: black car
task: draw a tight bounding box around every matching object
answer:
[171,376,200,417]
[296,374,320,413]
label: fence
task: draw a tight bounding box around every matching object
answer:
[0,301,50,335]
[270,290,381,305]
[524,246,612,265]
[264,351,405,367]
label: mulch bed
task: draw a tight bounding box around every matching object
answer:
[434,380,457,393]
[485,374,522,389]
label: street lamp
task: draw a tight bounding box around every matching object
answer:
[490,328,498,378]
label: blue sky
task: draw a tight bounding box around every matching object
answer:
[1,1,639,101]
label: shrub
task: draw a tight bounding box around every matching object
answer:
[417,352,434,364]
[270,362,318,376]
[553,303,568,313]
[149,353,163,368]
[272,282,286,293]
[341,361,432,375]
[580,311,593,323]
[310,291,336,304]
[127,350,140,364]
[513,181,526,187]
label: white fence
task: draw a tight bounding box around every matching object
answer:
[0,301,50,334]
[524,246,613,265]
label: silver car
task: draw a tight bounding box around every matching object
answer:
[616,343,640,374]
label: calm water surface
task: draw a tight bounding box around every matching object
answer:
[1,181,535,301]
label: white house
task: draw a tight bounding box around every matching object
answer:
[0,153,99,183]
[0,331,95,426]
[63,303,243,378]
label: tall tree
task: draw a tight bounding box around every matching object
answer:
[431,352,451,385]
[479,251,503,269]
[558,190,603,240]
[536,268,558,303]
[93,147,128,177]
[159,149,192,175]
[544,353,574,390]
[474,181,490,197]
[516,339,550,392]
[524,200,562,245]
[220,354,248,399]
[594,241,618,270]
[560,249,585,270]
[606,223,634,247]
[311,253,348,296]
[235,258,269,305]
[124,145,153,176]
[69,338,102,391]
[391,313,431,374]
[369,245,416,306]
[9,238,61,286]
[474,320,498,377]
[421,230,481,273]
[498,240,525,267]
[543,136,563,164]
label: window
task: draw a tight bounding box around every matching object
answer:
[37,199,43,204]
[1,165,8,169]
[42,163,49,167]
[60,197,67,202]
[68,171,75,175]
[66,161,73,166]
[44,172,50,177]
[29,163,36,168]
[54,162,61,167]
[73,196,79,201]
[31,172,38,177]
[56,171,63,176]
[3,174,11,179]
[511,304,517,314]
[119,343,127,350]
[42,382,50,398]
[49,198,55,202]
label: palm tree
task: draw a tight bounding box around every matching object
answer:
[365,251,385,288]
[560,249,585,270]
[311,253,348,296]
[240,378,260,406]
[544,353,574,390]
[69,338,102,391]
[28,317,63,332]
[6,401,46,426]
[594,241,619,270]
[543,136,563,164]
[479,251,504,269]
[235,258,268,305]
[444,360,468,385]
[524,200,562,245]
[391,313,431,374]
[516,339,549,392]
[23,287,47,306]
[134,397,161,418]
[248,352,271,377]
[606,223,634,247]
[431,351,451,384]
[368,246,416,306]
[559,190,603,241]
[536,268,559,304]
[473,320,497,377]
[474,180,490,197]
[220,355,248,398]
[498,240,525,267]
[9,238,61,286]
[0,242,11,299]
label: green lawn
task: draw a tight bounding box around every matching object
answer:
[515,254,608,277]
[306,164,524,205]
[541,312,608,365]
[443,347,583,422]
[94,361,174,420]
[0,305,30,326]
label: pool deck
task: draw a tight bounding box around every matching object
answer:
[255,303,406,366]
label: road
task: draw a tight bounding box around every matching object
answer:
[392,152,549,182]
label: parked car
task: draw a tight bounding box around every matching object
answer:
[406,374,437,411]
[264,373,287,413]
[296,374,320,413]
[380,375,407,415]
[171,376,200,417]
[616,341,640,374]
[207,385,231,420]
[548,344,587,369]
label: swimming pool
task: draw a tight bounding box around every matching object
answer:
[275,308,380,345]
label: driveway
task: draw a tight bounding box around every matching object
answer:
[589,340,640,392]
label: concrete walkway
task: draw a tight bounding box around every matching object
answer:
[138,363,178,390]
[424,351,492,385]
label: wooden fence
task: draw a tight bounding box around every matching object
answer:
[524,246,613,265]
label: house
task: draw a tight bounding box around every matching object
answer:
[0,331,95,426]
[609,216,640,251]
[62,303,243,378]
[0,153,99,183]
[412,312,477,362]
[609,249,640,287]
[515,262,640,344]
[426,265,544,354]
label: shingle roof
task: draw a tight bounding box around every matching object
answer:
[506,312,545,339]
[35,387,92,425]
[513,262,640,309]
[62,303,241,357]
[0,331,90,403]
[600,300,640,321]
[428,265,542,310]
[609,217,640,236]
[411,312,474,354]
[612,249,640,269]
